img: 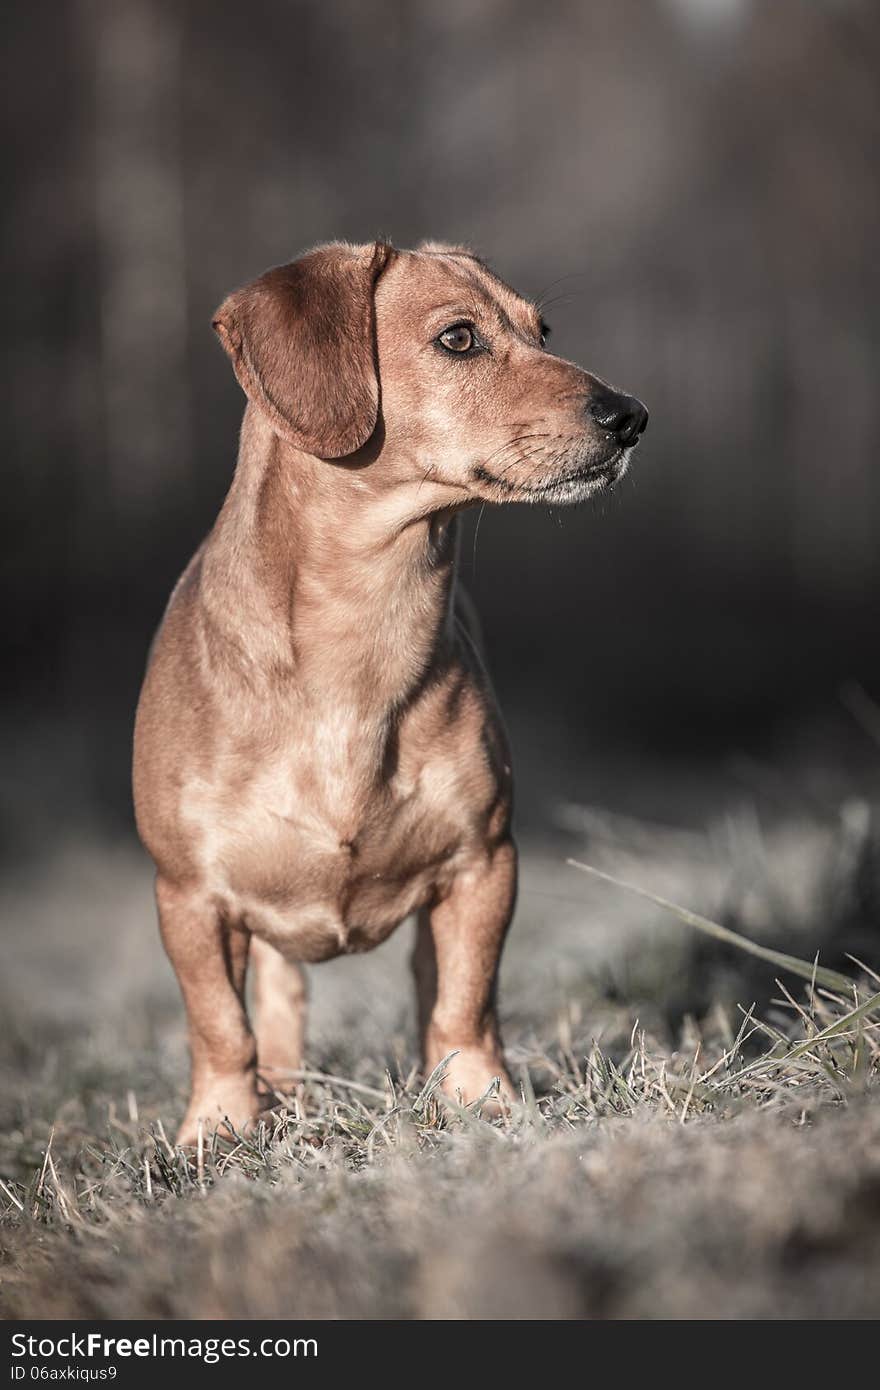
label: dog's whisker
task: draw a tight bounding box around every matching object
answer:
[535,271,590,315]
[535,287,591,315]
[476,434,555,481]
[471,503,486,577]
[478,432,552,468]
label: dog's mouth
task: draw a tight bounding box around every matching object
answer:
[522,450,629,499]
[469,433,642,505]
[474,445,632,504]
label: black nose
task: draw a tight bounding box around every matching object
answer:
[588,389,649,447]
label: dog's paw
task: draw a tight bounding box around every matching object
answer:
[175,1078,261,1146]
[434,1047,516,1113]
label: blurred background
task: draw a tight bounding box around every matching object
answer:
[3,0,879,859]
[4,1,880,1321]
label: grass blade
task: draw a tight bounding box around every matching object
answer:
[566,859,856,993]
[412,1052,458,1114]
[783,989,880,1061]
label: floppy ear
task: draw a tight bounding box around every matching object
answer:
[212,241,394,459]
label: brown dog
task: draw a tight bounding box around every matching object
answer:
[133,241,647,1141]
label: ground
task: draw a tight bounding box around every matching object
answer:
[1,730,879,1320]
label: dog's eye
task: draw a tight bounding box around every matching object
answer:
[539,319,551,347]
[437,323,476,354]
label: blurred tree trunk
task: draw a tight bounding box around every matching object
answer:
[86,0,191,514]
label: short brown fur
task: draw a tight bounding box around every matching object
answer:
[133,240,646,1141]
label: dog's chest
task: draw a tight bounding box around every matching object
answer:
[213,702,496,957]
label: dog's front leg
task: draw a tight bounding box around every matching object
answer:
[156,878,259,1144]
[412,839,517,1108]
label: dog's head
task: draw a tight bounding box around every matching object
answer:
[213,240,647,506]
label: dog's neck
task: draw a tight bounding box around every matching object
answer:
[201,407,460,710]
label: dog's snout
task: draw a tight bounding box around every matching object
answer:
[588,390,649,447]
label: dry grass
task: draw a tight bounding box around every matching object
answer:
[2,763,880,1319]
